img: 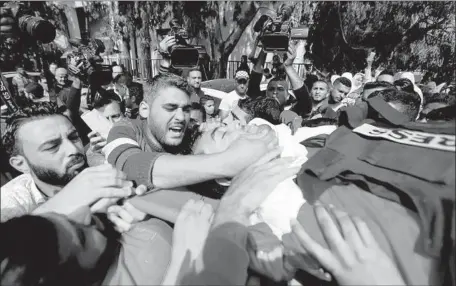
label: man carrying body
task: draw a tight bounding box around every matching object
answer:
[105,73,277,190]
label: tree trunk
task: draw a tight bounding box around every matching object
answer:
[217,1,259,78]
[137,3,152,81]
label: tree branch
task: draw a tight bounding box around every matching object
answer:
[222,1,260,56]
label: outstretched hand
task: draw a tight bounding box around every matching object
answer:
[159,35,177,55]
[213,148,302,228]
[291,205,405,286]
[283,43,297,67]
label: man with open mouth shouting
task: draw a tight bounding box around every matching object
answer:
[105,73,277,192]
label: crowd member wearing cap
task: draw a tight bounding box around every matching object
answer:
[219,70,250,119]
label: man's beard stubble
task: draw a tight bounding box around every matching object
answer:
[28,154,88,187]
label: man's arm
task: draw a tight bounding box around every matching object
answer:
[105,121,237,189]
[285,44,312,117]
[64,79,82,118]
[106,121,277,189]
[247,48,267,99]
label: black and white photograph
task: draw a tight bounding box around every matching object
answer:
[0,1,455,285]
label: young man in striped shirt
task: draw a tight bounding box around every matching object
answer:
[104,73,277,191]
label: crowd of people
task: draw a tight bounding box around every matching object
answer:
[0,29,455,286]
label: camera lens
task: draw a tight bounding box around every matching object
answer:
[18,15,56,43]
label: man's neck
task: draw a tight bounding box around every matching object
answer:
[235,90,247,98]
[142,119,165,152]
[33,178,63,198]
[312,98,327,109]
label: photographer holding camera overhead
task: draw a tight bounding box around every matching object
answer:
[246,3,313,121]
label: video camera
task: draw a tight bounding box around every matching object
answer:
[158,19,203,69]
[0,2,56,43]
[65,38,111,86]
[253,4,308,52]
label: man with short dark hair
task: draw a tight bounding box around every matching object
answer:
[93,89,125,124]
[307,80,330,118]
[311,77,352,118]
[23,82,45,102]
[0,102,136,222]
[106,73,277,189]
[362,81,397,100]
[187,68,204,103]
[370,89,421,121]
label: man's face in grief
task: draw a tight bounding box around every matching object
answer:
[11,115,87,187]
[203,100,215,115]
[143,87,191,147]
[311,81,329,102]
[187,71,202,90]
[55,68,69,86]
[96,101,124,124]
[192,124,272,155]
[112,66,123,80]
[330,81,350,103]
[222,103,252,127]
[235,78,249,96]
[267,79,289,106]
[49,63,58,76]
[377,74,394,84]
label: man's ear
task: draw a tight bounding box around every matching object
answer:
[139,101,149,118]
[9,155,30,174]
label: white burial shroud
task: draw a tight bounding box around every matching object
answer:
[248,118,308,240]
